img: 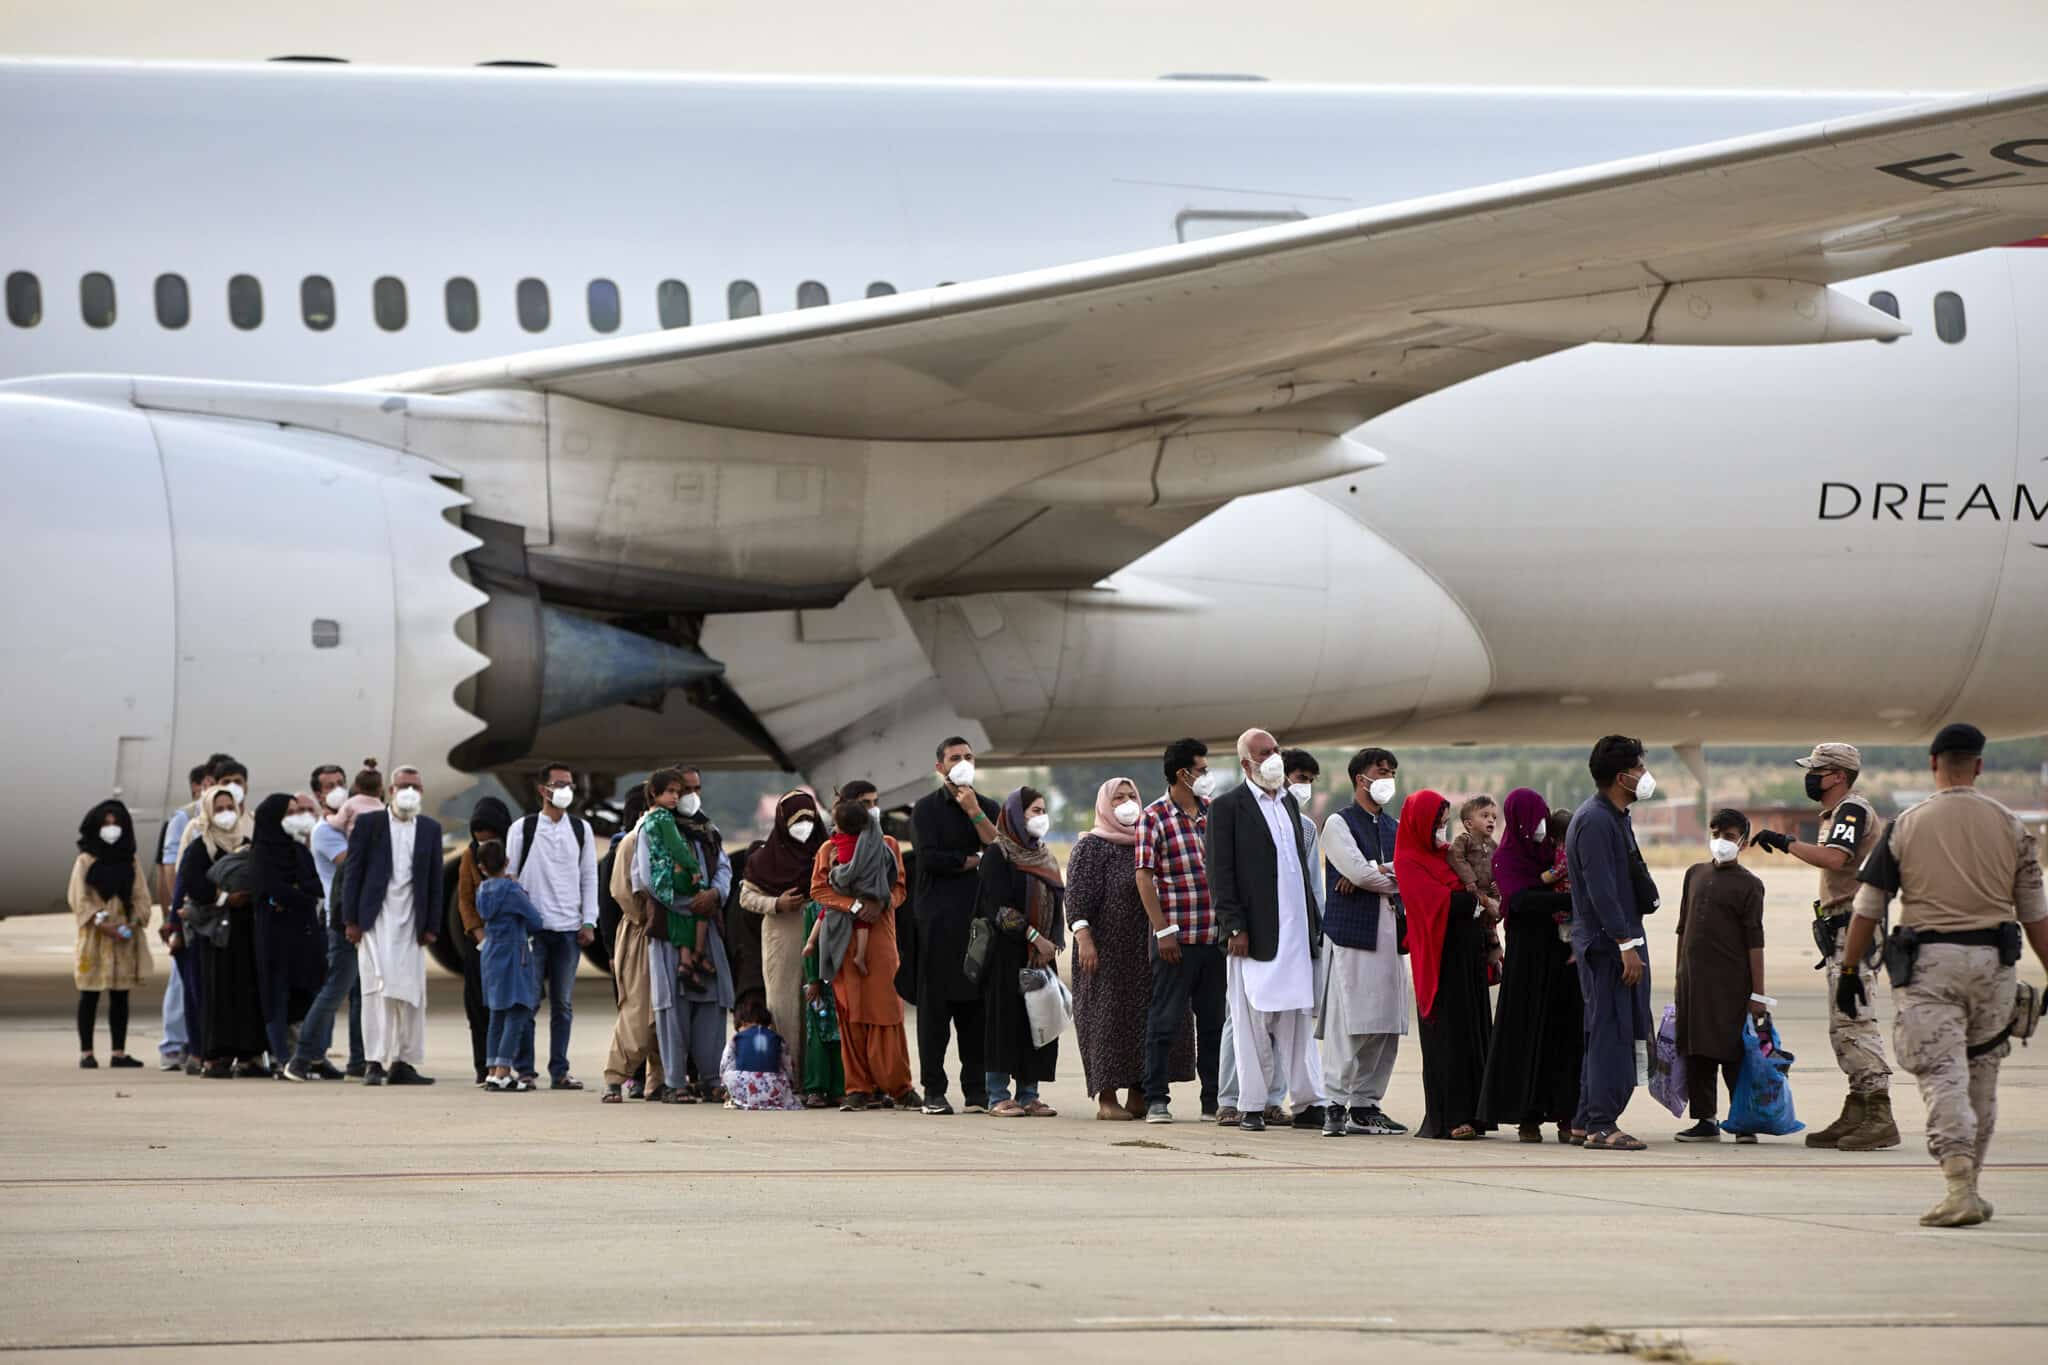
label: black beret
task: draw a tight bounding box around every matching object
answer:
[1929,722,1986,758]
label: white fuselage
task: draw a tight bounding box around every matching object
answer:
[2,61,2045,909]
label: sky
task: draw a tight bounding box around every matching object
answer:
[4,0,2047,90]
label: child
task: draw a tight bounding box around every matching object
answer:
[1672,809,1768,1143]
[1542,808,1574,955]
[800,898,846,1107]
[639,770,711,989]
[1449,795,1504,979]
[475,839,542,1092]
[826,798,893,976]
[720,999,802,1110]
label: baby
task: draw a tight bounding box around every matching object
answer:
[1449,795,1504,975]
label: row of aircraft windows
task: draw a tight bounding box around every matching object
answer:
[0,271,902,333]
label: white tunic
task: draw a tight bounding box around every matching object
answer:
[1242,785,1314,1013]
[1318,808,1411,1037]
[358,814,427,1009]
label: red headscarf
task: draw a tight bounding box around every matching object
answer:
[1393,789,1464,1022]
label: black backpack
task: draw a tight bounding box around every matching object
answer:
[515,812,587,876]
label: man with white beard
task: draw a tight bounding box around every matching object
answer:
[340,765,442,1086]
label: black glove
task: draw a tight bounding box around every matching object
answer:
[1752,829,1793,854]
[1836,968,1868,1019]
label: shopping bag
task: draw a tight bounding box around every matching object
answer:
[1647,1003,1689,1117]
[1019,966,1073,1049]
[1722,1015,1804,1137]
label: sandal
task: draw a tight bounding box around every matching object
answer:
[601,1085,623,1104]
[1566,1129,1588,1146]
[663,1087,696,1104]
[1449,1124,1480,1141]
[1587,1129,1646,1151]
[1558,1124,1575,1144]
[990,1100,1028,1117]
[802,1093,831,1109]
[1023,1100,1058,1117]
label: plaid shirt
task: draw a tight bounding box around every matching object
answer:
[1134,791,1215,944]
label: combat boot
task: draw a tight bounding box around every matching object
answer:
[1974,1159,1994,1220]
[1837,1091,1902,1150]
[1919,1154,1987,1227]
[1805,1092,1863,1148]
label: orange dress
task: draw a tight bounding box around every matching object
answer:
[809,839,912,1096]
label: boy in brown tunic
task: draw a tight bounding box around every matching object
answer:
[1673,809,1769,1141]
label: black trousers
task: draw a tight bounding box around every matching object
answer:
[459,932,489,1083]
[916,991,987,1107]
[1144,939,1227,1107]
[1687,1053,1742,1121]
[78,989,128,1052]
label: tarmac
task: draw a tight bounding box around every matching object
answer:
[1,864,2043,1364]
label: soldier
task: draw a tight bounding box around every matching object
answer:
[1838,723,2048,1226]
[1750,741,1897,1149]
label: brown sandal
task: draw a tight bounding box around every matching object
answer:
[1023,1100,1058,1117]
[1449,1124,1480,1141]
[990,1100,1028,1117]
[1587,1129,1646,1151]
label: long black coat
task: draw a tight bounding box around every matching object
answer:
[910,788,1001,1003]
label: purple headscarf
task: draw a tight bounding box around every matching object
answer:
[1491,787,1555,906]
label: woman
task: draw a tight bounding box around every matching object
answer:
[810,796,917,1110]
[176,784,267,1078]
[1067,777,1194,1120]
[1393,788,1494,1139]
[737,790,826,1061]
[975,786,1065,1118]
[456,796,513,1086]
[1477,788,1584,1142]
[250,793,328,1076]
[70,799,154,1068]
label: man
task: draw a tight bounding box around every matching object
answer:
[1137,738,1225,1123]
[339,765,441,1085]
[504,761,600,1090]
[646,765,732,1098]
[1206,729,1328,1134]
[284,763,364,1082]
[154,762,207,1071]
[1751,742,1897,1150]
[1565,734,1660,1151]
[1840,723,2048,1225]
[1317,747,1412,1136]
[909,737,998,1115]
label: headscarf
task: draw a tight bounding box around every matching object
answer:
[77,798,138,908]
[468,796,512,855]
[1392,789,1464,1022]
[745,790,824,895]
[1491,787,1555,907]
[1077,777,1139,848]
[250,792,306,897]
[330,794,382,838]
[195,784,249,859]
[997,786,1064,933]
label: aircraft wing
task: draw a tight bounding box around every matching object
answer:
[358,83,2048,445]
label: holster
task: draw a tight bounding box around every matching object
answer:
[1998,920,2023,966]
[1810,911,1837,967]
[1883,925,1919,989]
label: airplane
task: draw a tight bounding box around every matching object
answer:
[3,57,2047,920]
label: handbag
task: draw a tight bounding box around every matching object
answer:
[962,916,993,986]
[1019,966,1073,1049]
[1647,1003,1689,1117]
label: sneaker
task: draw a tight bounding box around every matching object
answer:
[892,1087,924,1110]
[158,1053,185,1071]
[1735,1132,1758,1144]
[1345,1107,1400,1135]
[1239,1111,1267,1132]
[1675,1120,1722,1143]
[922,1097,956,1116]
[184,1057,203,1076]
[550,1074,585,1091]
[344,1060,367,1080]
[281,1059,312,1083]
[839,1092,873,1112]
[1293,1104,1327,1130]
[78,1055,98,1069]
[110,1054,143,1069]
[308,1060,345,1081]
[387,1062,436,1086]
[1146,1101,1174,1125]
[962,1101,989,1115]
[232,1059,268,1079]
[1214,1106,1242,1127]
[484,1075,515,1093]
[1322,1105,1347,1138]
[361,1063,387,1087]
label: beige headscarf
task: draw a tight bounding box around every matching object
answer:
[195,784,250,859]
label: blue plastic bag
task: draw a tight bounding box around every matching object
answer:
[1722,1015,1804,1137]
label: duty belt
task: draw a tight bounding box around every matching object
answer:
[1912,928,2004,947]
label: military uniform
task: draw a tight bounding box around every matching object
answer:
[1817,793,1890,1094]
[1851,723,2047,1227]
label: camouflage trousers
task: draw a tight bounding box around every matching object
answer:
[1826,944,1893,1095]
[1892,943,2016,1163]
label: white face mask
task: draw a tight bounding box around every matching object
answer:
[867,804,883,825]
[1189,771,1218,801]
[788,819,816,844]
[97,824,123,846]
[548,784,575,810]
[1287,782,1313,806]
[1435,825,1451,848]
[211,809,239,831]
[1629,771,1656,802]
[1709,837,1740,864]
[945,759,975,788]
[282,812,318,842]
[1367,777,1396,807]
[1024,812,1051,840]
[677,792,702,818]
[391,787,423,817]
[225,782,246,806]
[1113,800,1141,827]
[323,786,346,812]
[1252,752,1285,790]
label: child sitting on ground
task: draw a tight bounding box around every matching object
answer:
[639,769,711,989]
[1449,794,1504,978]
[720,998,802,1110]
[475,839,543,1093]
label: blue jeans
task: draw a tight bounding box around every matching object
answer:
[985,1070,1039,1106]
[293,923,364,1067]
[487,1005,533,1070]
[521,928,583,1081]
[159,967,188,1057]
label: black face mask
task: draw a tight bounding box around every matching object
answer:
[1804,770,1828,802]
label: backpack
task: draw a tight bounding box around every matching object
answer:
[515,812,586,877]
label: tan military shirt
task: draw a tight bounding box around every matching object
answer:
[1816,794,1882,912]
[1852,786,2047,931]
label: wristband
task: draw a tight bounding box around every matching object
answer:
[971,811,990,825]
[1027,928,1041,944]
[1749,993,1776,1007]
[1155,925,1179,939]
[1070,920,1091,933]
[1617,937,1645,951]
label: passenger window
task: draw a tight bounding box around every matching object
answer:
[587,278,620,333]
[155,274,190,329]
[1934,291,1966,344]
[796,281,829,309]
[865,281,897,298]
[657,279,691,328]
[81,272,117,328]
[228,274,263,330]
[445,277,479,332]
[728,280,760,319]
[4,271,39,327]
[1867,289,1899,344]
[517,277,550,332]
[373,276,407,331]
[301,275,335,330]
